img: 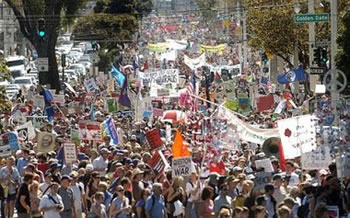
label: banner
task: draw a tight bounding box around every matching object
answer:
[146,129,163,151]
[142,69,179,87]
[64,142,78,163]
[278,115,317,159]
[148,151,169,178]
[172,156,192,177]
[16,121,36,141]
[84,78,98,92]
[301,146,332,170]
[37,132,56,153]
[218,108,279,144]
[147,43,169,52]
[78,120,102,141]
[184,53,206,70]
[199,44,227,54]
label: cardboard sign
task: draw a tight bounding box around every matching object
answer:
[16,121,36,141]
[146,128,163,151]
[255,159,274,173]
[254,172,272,191]
[37,132,56,153]
[301,146,332,170]
[0,136,11,157]
[78,120,102,141]
[2,132,19,151]
[64,142,78,163]
[148,151,169,178]
[84,78,98,92]
[172,156,192,177]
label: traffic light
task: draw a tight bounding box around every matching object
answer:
[38,18,46,38]
[91,40,98,50]
[313,47,321,66]
[261,53,268,64]
[320,48,328,64]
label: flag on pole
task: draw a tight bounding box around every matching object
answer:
[101,117,118,145]
[277,66,306,84]
[109,65,126,87]
[43,89,53,103]
[172,130,191,158]
[45,106,55,121]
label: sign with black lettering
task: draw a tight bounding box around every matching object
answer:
[172,156,192,177]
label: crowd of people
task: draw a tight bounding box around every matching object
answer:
[1,12,350,218]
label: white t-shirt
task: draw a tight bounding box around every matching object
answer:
[93,156,108,176]
[40,182,51,195]
[39,194,64,218]
[70,182,85,211]
[282,172,300,187]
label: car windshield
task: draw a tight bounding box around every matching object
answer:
[15,79,31,84]
[7,60,25,67]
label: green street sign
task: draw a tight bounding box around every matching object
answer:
[295,13,329,23]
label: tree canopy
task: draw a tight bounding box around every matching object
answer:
[0,57,12,114]
[337,8,350,94]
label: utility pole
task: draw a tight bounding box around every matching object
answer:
[330,0,338,125]
[308,0,315,69]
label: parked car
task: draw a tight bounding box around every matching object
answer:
[13,76,35,89]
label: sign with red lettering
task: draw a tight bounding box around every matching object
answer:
[146,128,164,151]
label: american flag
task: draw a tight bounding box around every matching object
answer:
[184,72,197,111]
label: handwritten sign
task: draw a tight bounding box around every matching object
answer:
[142,69,179,87]
[146,129,163,151]
[172,156,192,177]
[301,146,332,170]
[64,142,78,163]
[255,159,274,173]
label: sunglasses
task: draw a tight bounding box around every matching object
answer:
[117,189,125,192]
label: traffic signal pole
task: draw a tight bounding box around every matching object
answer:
[330,0,338,125]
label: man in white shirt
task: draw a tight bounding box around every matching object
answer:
[39,182,64,218]
[92,148,110,176]
[282,161,300,187]
[70,171,86,218]
[40,172,52,195]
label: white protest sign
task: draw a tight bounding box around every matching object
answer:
[255,159,274,173]
[0,136,11,158]
[184,53,206,70]
[172,156,192,177]
[52,94,65,105]
[84,78,98,92]
[11,104,28,124]
[301,146,332,170]
[142,69,179,87]
[33,95,45,110]
[26,116,46,129]
[64,142,78,163]
[17,121,36,141]
[278,115,317,159]
[96,75,105,86]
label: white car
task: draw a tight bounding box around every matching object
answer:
[64,70,79,81]
[6,84,21,91]
[6,89,18,100]
[13,76,35,89]
[69,64,86,76]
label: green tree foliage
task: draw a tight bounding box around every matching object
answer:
[4,0,87,90]
[0,57,12,113]
[337,8,350,94]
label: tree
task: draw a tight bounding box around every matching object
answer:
[0,57,12,114]
[337,8,350,95]
[4,0,87,90]
[73,0,152,72]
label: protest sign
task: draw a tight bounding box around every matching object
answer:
[255,159,274,173]
[301,146,332,170]
[172,156,192,177]
[328,206,339,218]
[52,94,65,105]
[157,88,170,97]
[64,142,78,163]
[96,75,105,86]
[136,97,153,121]
[106,98,118,113]
[153,108,164,117]
[107,79,115,93]
[254,172,272,191]
[2,132,19,151]
[71,129,81,146]
[336,155,350,179]
[146,129,163,151]
[84,78,98,92]
[78,120,102,141]
[11,104,29,123]
[116,110,135,119]
[26,116,46,129]
[148,151,169,178]
[37,132,56,153]
[33,95,45,110]
[16,121,36,141]
[184,53,206,70]
[278,115,317,159]
[142,69,179,87]
[0,135,11,157]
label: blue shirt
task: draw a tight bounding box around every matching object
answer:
[16,158,28,175]
[104,191,113,209]
[112,197,130,218]
[145,194,165,218]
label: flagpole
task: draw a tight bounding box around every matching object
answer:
[189,94,248,119]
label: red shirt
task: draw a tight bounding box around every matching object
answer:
[37,163,50,174]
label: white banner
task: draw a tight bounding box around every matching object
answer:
[301,146,332,170]
[141,69,179,87]
[184,53,206,70]
[218,108,279,144]
[278,115,317,159]
[172,156,192,177]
